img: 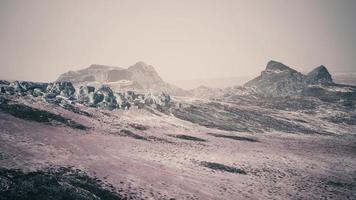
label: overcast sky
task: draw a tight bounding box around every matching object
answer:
[0,0,355,82]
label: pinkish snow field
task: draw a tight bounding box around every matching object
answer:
[1,98,355,200]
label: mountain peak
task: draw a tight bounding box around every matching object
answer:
[306,65,333,84]
[129,61,155,72]
[266,60,296,72]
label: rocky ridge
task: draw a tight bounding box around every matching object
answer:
[0,80,172,112]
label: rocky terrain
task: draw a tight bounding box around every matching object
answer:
[1,60,356,200]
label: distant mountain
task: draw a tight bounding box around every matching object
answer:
[57,62,185,95]
[187,60,356,105]
[244,60,307,97]
[244,60,339,97]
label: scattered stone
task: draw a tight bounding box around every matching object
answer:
[168,134,207,142]
[207,133,258,142]
[199,161,246,174]
[120,129,148,141]
[129,123,148,131]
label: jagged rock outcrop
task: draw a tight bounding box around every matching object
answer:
[0,80,173,111]
[45,82,76,99]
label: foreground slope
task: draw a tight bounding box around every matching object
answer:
[1,87,356,199]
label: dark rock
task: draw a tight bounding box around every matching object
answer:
[93,86,117,109]
[0,80,10,85]
[46,82,76,99]
[207,133,258,142]
[168,134,207,142]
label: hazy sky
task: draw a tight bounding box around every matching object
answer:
[0,0,355,82]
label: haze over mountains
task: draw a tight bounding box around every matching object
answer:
[172,66,356,90]
[56,60,356,94]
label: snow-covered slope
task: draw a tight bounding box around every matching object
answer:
[1,87,356,199]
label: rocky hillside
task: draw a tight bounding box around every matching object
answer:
[57,62,185,95]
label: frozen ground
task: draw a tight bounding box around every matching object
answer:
[0,94,356,200]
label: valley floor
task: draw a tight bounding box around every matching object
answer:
[0,100,355,200]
